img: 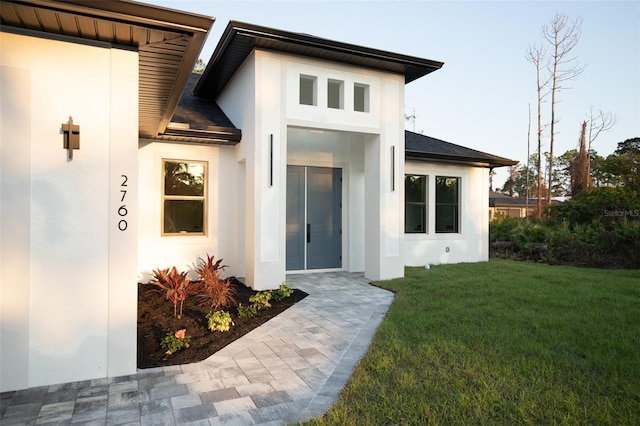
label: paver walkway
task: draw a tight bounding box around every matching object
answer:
[0,272,394,425]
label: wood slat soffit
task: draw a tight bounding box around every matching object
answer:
[1,0,213,138]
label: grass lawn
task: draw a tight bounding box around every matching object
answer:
[304,260,640,425]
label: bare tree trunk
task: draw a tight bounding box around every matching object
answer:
[572,121,589,196]
[587,107,618,187]
[526,45,548,220]
[526,103,531,218]
[543,13,584,204]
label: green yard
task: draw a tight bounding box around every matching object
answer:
[305,260,640,425]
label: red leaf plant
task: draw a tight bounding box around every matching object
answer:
[195,254,237,310]
[150,266,194,318]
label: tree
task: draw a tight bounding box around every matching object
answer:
[542,13,584,203]
[571,121,590,196]
[526,44,550,218]
[586,107,618,182]
[614,137,640,155]
[498,154,542,199]
[590,138,640,194]
[501,164,519,196]
[193,58,206,74]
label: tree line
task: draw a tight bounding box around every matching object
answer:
[499,137,640,199]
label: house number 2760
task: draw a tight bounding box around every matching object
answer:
[118,175,128,231]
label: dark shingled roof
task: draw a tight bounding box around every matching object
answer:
[171,74,238,130]
[195,21,444,98]
[405,131,517,168]
[159,73,241,145]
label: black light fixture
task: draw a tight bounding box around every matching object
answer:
[61,116,80,160]
[269,134,274,187]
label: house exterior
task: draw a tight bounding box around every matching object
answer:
[489,191,561,219]
[0,0,514,392]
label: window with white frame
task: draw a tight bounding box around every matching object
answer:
[405,174,427,233]
[435,176,460,233]
[162,159,206,235]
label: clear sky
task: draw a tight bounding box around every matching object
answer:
[145,0,639,187]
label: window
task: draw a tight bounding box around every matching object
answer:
[162,160,206,235]
[327,79,344,109]
[354,83,369,112]
[435,176,459,233]
[405,175,427,233]
[299,74,317,105]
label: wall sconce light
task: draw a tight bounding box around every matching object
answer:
[269,134,274,187]
[61,116,80,160]
[391,145,395,191]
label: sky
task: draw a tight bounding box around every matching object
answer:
[145,0,639,188]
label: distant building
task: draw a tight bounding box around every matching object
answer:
[489,191,562,219]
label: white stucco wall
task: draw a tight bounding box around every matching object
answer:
[137,142,238,281]
[0,31,138,391]
[403,161,490,266]
[216,49,406,287]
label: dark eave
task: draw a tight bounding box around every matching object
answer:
[194,21,444,99]
[405,131,517,168]
[0,0,214,138]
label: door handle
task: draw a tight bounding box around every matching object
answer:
[307,224,311,243]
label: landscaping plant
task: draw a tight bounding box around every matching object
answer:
[237,303,257,318]
[150,266,193,318]
[249,291,272,310]
[160,328,191,355]
[195,254,237,310]
[206,310,234,332]
[272,282,294,301]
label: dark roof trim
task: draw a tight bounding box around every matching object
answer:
[147,133,240,147]
[195,21,444,98]
[19,0,214,34]
[162,126,241,142]
[405,131,517,168]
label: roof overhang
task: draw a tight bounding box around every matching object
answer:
[195,21,444,98]
[405,131,517,169]
[0,0,214,138]
[406,151,518,168]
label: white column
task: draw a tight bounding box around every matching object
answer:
[108,48,139,377]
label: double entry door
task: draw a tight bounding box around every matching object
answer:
[286,166,342,271]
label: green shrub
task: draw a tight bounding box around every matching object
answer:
[272,282,294,301]
[237,303,257,318]
[249,291,272,310]
[549,186,640,227]
[206,310,234,332]
[160,329,191,355]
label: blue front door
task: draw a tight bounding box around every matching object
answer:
[286,166,342,270]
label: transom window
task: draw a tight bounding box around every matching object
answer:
[354,83,369,112]
[162,160,206,235]
[327,79,344,109]
[435,176,459,233]
[299,74,317,106]
[405,175,427,233]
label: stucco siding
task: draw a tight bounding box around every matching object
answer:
[403,161,489,266]
[0,31,138,391]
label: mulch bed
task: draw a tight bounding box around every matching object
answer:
[137,278,307,369]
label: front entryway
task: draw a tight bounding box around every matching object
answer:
[286,166,342,270]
